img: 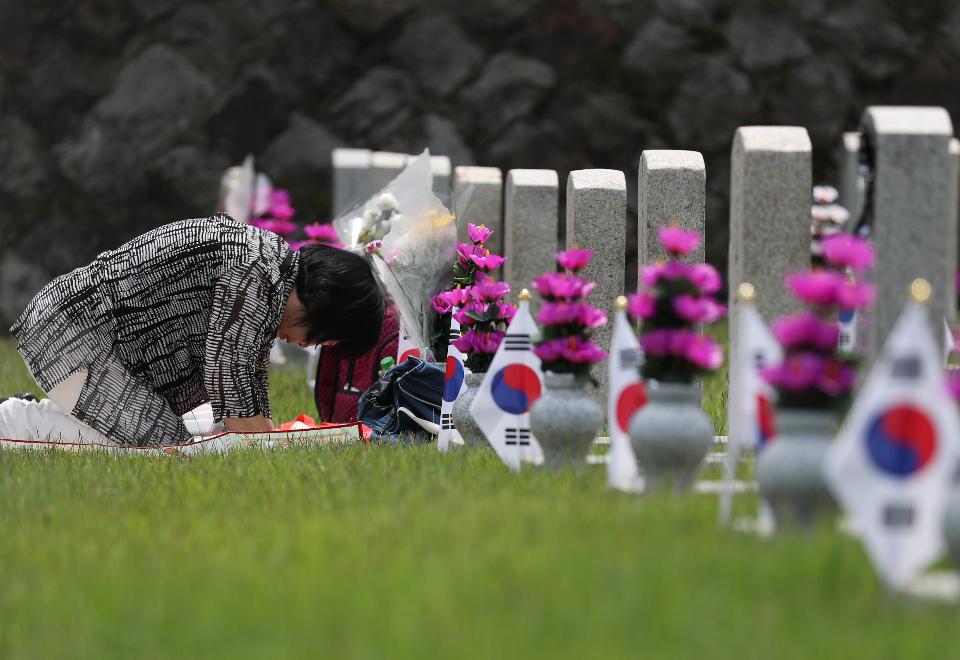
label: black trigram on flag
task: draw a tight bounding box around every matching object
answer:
[448,328,461,342]
[441,413,455,431]
[505,427,531,446]
[619,348,642,368]
[891,355,922,380]
[504,333,531,352]
[882,501,916,529]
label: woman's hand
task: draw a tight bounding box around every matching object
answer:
[223,414,274,434]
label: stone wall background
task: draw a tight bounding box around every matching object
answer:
[1,0,959,327]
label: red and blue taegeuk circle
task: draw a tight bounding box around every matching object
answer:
[615,382,647,433]
[399,347,421,363]
[757,394,776,447]
[865,405,937,478]
[443,356,465,403]
[490,364,542,414]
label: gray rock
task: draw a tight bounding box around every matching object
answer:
[389,13,483,96]
[331,67,417,144]
[622,17,699,82]
[667,57,760,153]
[95,44,215,151]
[55,119,142,199]
[0,116,48,199]
[260,113,343,182]
[569,91,646,154]
[269,5,356,88]
[450,0,544,28]
[425,115,474,167]
[726,7,813,70]
[149,145,230,213]
[205,66,290,160]
[768,59,851,145]
[819,5,916,81]
[329,0,419,33]
[459,53,556,134]
[0,250,49,328]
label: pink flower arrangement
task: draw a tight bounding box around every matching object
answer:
[430,223,512,370]
[764,233,874,408]
[627,228,725,382]
[658,227,700,256]
[532,248,607,377]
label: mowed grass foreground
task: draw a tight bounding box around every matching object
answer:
[0,339,957,659]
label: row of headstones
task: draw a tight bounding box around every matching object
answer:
[331,106,960,413]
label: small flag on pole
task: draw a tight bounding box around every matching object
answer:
[470,290,545,470]
[438,312,468,451]
[825,279,960,588]
[720,283,782,525]
[397,317,422,364]
[607,296,646,492]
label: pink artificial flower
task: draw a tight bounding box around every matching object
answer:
[772,312,840,351]
[672,294,726,324]
[498,301,517,323]
[688,263,722,294]
[821,235,874,272]
[453,329,504,355]
[365,239,383,255]
[537,302,607,328]
[947,368,960,404]
[836,280,875,311]
[433,286,472,314]
[456,243,505,271]
[532,272,596,301]
[816,359,855,396]
[640,260,692,288]
[685,334,723,370]
[627,292,656,320]
[785,270,845,307]
[533,337,607,365]
[467,223,492,245]
[305,223,340,242]
[470,277,510,303]
[763,353,824,392]
[250,218,297,236]
[639,328,722,370]
[658,226,700,256]
[556,247,593,272]
[269,189,295,220]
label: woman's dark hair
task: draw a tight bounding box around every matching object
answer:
[295,244,385,358]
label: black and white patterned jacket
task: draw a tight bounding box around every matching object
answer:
[11,215,299,439]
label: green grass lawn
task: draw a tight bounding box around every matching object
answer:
[0,337,957,659]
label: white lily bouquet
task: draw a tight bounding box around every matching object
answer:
[357,151,457,356]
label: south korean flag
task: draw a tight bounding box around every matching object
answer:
[470,293,545,470]
[438,312,469,451]
[607,298,646,492]
[825,281,960,588]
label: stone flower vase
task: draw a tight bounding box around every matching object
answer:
[529,372,603,471]
[628,382,713,492]
[452,372,487,448]
[942,485,960,568]
[756,408,839,529]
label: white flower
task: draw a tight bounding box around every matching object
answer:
[363,208,380,223]
[377,193,399,212]
[813,185,839,204]
[827,204,850,224]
